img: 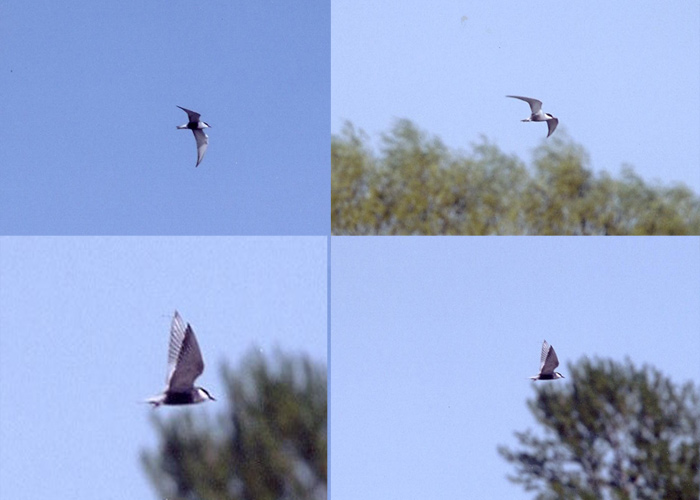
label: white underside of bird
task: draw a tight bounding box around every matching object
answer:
[177,106,211,167]
[507,95,558,138]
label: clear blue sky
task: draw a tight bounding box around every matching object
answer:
[330,237,700,499]
[0,1,329,234]
[0,236,327,499]
[332,0,700,193]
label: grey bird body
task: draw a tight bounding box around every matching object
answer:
[177,106,211,167]
[506,95,558,138]
[530,340,565,381]
[146,311,215,406]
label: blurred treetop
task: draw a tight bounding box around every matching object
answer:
[332,120,700,235]
[499,358,699,499]
[142,349,326,500]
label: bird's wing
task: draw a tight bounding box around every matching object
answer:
[177,105,201,122]
[538,340,550,370]
[506,95,542,114]
[541,343,560,373]
[166,311,205,390]
[546,118,559,138]
[193,129,209,167]
[166,311,187,377]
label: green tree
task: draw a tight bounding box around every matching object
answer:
[141,349,327,500]
[498,358,700,499]
[331,120,700,235]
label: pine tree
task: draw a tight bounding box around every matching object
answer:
[142,349,326,500]
[498,358,700,499]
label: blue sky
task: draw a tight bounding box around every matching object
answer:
[332,0,700,193]
[330,237,700,499]
[0,236,327,499]
[0,1,329,234]
[2,3,700,499]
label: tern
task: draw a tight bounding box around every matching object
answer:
[177,106,211,167]
[529,340,565,381]
[506,95,558,138]
[146,311,216,406]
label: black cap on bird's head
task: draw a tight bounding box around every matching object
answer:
[198,387,216,401]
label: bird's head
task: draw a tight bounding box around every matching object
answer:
[554,372,565,379]
[202,122,212,129]
[197,387,216,402]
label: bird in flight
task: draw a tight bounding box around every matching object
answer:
[146,311,216,406]
[529,339,565,381]
[177,106,211,167]
[506,95,558,138]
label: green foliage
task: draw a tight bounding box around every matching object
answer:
[498,358,700,499]
[141,349,326,500]
[331,120,700,235]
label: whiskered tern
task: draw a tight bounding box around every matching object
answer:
[530,339,565,381]
[177,106,211,167]
[507,95,558,138]
[146,311,215,406]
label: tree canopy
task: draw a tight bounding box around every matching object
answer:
[141,349,326,500]
[498,358,700,499]
[331,120,700,235]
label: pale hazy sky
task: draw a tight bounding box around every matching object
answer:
[331,236,700,499]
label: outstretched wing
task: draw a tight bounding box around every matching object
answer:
[541,340,560,373]
[166,311,187,378]
[546,118,559,138]
[506,95,542,114]
[192,129,209,167]
[538,340,550,371]
[166,311,205,391]
[177,105,201,123]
